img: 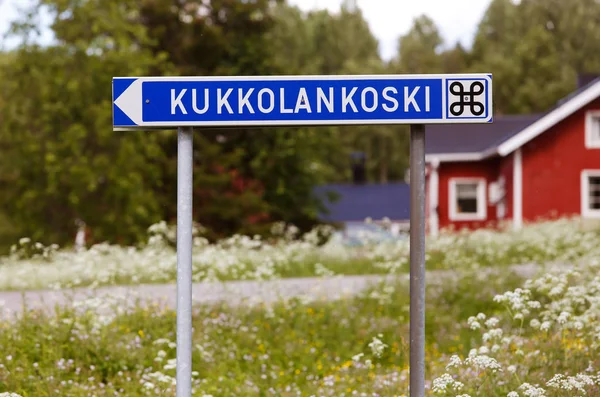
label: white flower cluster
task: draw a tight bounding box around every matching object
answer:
[0,217,598,291]
[431,373,464,394]
[462,349,502,374]
[517,382,547,397]
[546,373,598,393]
[436,257,600,396]
[493,288,536,321]
[141,336,203,395]
[367,334,388,358]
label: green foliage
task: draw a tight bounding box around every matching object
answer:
[0,269,496,395]
[393,15,444,74]
[268,2,410,184]
[0,0,331,246]
[155,130,272,240]
[469,0,600,114]
[136,0,338,236]
[0,0,172,246]
[138,0,282,77]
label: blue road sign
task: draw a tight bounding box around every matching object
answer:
[112,74,493,130]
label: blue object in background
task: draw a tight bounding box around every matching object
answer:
[113,74,493,130]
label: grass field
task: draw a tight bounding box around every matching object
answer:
[2,261,600,396]
[1,218,600,396]
[0,217,598,291]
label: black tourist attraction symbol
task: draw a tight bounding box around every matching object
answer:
[449,81,485,116]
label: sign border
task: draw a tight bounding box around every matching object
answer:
[445,77,490,120]
[113,73,493,131]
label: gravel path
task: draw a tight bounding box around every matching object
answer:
[0,263,553,318]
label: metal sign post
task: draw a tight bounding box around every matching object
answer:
[409,124,426,396]
[176,126,193,397]
[112,73,492,397]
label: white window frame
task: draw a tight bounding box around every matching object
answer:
[581,170,600,218]
[449,177,487,221]
[585,110,600,149]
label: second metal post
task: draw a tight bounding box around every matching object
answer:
[176,127,194,397]
[409,124,426,397]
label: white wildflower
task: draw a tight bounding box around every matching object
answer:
[314,263,335,277]
[483,328,503,342]
[431,373,464,393]
[352,353,364,362]
[468,316,481,330]
[465,353,502,373]
[540,321,552,331]
[485,317,500,328]
[368,335,388,358]
[557,311,570,324]
[518,382,547,397]
[546,373,596,393]
[446,354,462,370]
[571,321,584,330]
[527,301,541,309]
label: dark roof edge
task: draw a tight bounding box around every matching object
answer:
[427,77,600,162]
[497,77,600,156]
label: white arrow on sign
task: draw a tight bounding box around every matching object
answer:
[114,79,143,125]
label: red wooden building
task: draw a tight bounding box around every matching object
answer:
[424,75,600,235]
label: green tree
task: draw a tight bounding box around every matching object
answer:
[469,0,600,114]
[518,0,600,75]
[0,0,173,245]
[156,131,271,240]
[0,51,17,250]
[440,43,470,74]
[268,2,410,184]
[135,0,338,233]
[265,2,320,75]
[508,22,575,113]
[392,15,443,74]
[138,0,282,77]
[0,0,288,245]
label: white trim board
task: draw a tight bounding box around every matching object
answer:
[581,169,600,219]
[513,149,523,230]
[448,177,487,221]
[426,153,486,163]
[498,80,600,156]
[428,162,440,236]
[585,110,600,149]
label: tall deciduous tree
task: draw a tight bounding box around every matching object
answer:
[0,0,340,245]
[393,15,443,74]
[518,0,600,75]
[470,0,600,114]
[138,0,342,233]
[0,0,277,245]
[268,2,410,184]
[0,0,172,245]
